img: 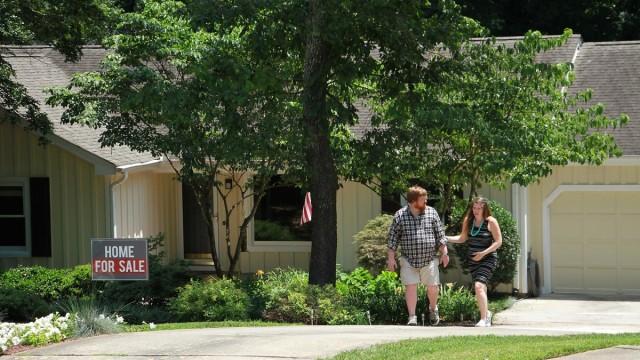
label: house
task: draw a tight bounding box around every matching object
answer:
[1,35,639,296]
[0,46,380,273]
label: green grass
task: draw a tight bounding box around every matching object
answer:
[329,334,640,360]
[123,320,300,332]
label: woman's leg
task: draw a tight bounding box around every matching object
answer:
[474,281,488,320]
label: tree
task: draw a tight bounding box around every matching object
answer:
[353,30,628,220]
[51,0,481,284]
[458,0,640,41]
[0,0,114,137]
[48,0,301,276]
[224,0,481,285]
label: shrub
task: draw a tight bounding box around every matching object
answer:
[254,220,296,241]
[255,268,365,325]
[437,283,478,322]
[450,199,520,291]
[169,277,249,322]
[119,304,174,325]
[336,268,409,324]
[0,264,93,302]
[99,234,190,319]
[0,288,51,322]
[353,215,394,274]
[58,297,123,337]
[337,267,478,324]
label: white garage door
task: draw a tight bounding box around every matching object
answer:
[550,191,640,295]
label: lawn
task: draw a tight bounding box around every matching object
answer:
[124,320,300,332]
[329,334,640,360]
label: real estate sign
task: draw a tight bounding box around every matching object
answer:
[91,238,148,281]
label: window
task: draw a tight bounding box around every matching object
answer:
[254,176,311,242]
[0,179,30,255]
[246,175,311,252]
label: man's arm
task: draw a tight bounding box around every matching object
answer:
[432,209,449,267]
[387,215,401,271]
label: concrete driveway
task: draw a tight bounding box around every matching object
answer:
[8,295,640,359]
[495,293,640,332]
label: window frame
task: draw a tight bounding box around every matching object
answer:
[0,178,31,257]
[244,181,311,253]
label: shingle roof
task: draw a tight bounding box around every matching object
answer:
[472,34,582,64]
[570,41,640,155]
[2,46,158,167]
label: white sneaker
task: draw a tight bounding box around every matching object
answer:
[475,319,488,327]
[407,315,418,326]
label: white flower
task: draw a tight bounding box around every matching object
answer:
[115,316,124,324]
[149,323,156,330]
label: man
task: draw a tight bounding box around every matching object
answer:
[387,186,449,325]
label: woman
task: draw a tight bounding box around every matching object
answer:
[447,197,502,327]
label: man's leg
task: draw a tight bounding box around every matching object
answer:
[475,281,489,320]
[427,284,439,311]
[423,258,441,325]
[405,284,418,316]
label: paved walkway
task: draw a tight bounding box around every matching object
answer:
[9,295,640,359]
[7,324,640,359]
[553,346,640,359]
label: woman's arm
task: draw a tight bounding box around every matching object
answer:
[446,217,469,243]
[446,233,467,243]
[484,217,503,252]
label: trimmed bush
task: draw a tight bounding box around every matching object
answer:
[98,234,190,324]
[254,268,365,325]
[254,220,296,241]
[0,288,51,322]
[353,215,394,275]
[450,199,521,291]
[0,264,92,302]
[169,277,250,322]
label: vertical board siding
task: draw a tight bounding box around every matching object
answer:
[0,122,109,269]
[528,165,640,289]
[112,172,180,258]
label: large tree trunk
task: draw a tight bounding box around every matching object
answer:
[303,0,338,286]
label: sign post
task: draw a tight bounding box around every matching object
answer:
[91,238,149,281]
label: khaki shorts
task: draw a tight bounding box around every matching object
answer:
[399,256,440,286]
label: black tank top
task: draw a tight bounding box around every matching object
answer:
[468,220,496,257]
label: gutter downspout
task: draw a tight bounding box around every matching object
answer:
[109,170,129,237]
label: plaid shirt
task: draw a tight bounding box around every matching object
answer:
[388,205,447,268]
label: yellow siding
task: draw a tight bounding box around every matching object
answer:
[112,172,181,259]
[229,180,381,273]
[0,122,110,269]
[527,165,640,290]
[467,183,513,212]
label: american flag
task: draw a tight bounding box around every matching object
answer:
[300,192,312,225]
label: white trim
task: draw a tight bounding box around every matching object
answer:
[244,184,311,253]
[0,178,31,257]
[109,171,128,237]
[512,184,529,294]
[176,181,184,261]
[563,156,640,166]
[542,184,640,294]
[117,158,175,174]
[46,134,116,175]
